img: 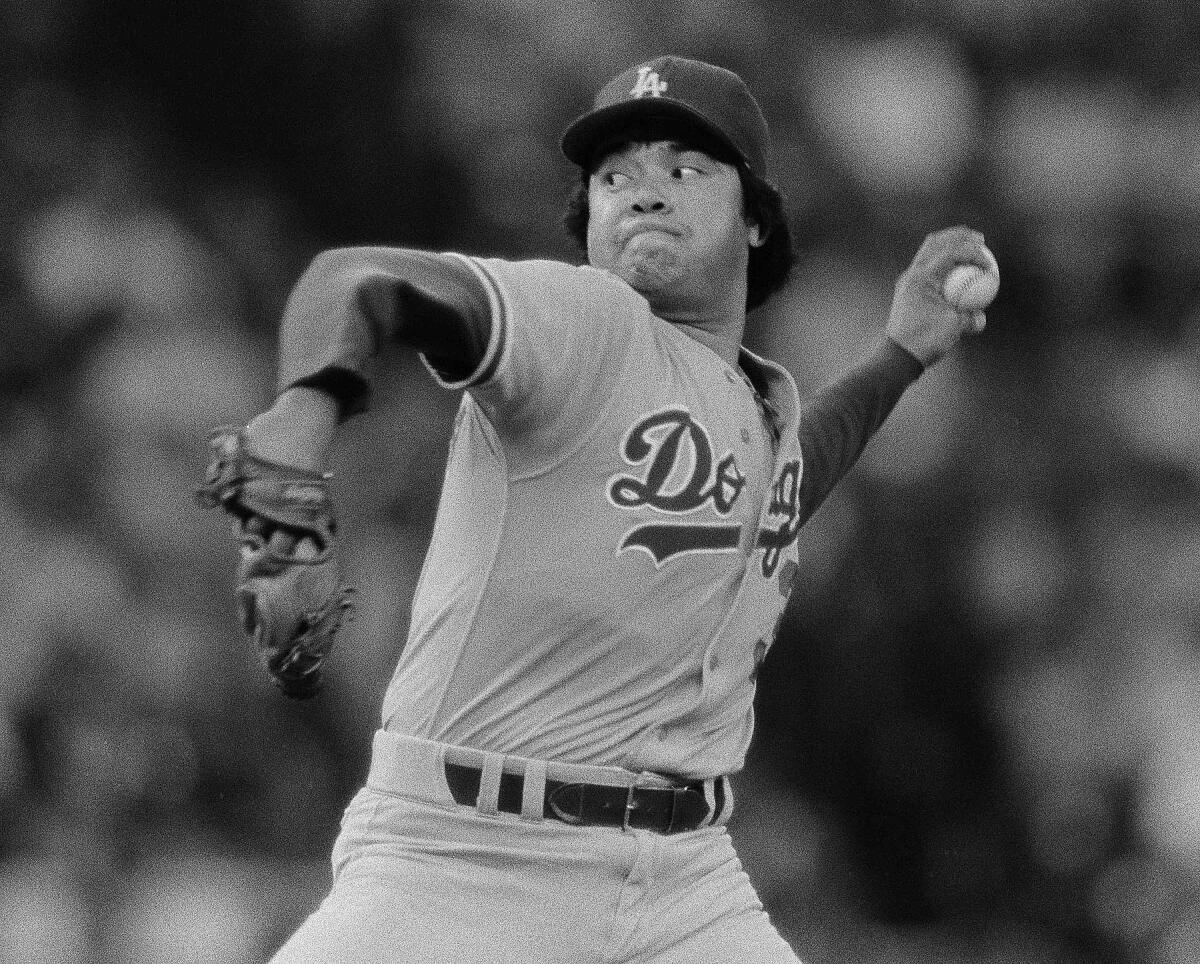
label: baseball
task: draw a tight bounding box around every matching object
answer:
[942,254,999,311]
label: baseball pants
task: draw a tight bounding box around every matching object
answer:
[269,730,801,964]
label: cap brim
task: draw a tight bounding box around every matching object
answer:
[560,99,746,171]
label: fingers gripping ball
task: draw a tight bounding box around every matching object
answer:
[942,246,1000,312]
[197,427,354,699]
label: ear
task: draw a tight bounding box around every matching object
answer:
[746,219,767,249]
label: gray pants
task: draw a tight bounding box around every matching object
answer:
[270,730,800,964]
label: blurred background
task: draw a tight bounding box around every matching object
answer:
[2,0,1199,961]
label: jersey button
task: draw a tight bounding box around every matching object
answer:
[707,652,720,671]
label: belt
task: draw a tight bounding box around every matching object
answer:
[443,761,721,834]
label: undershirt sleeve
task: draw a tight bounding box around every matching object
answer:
[796,337,925,523]
[276,247,493,418]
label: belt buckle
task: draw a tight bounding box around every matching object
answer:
[546,782,585,825]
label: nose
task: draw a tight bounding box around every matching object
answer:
[629,181,671,215]
[632,197,668,214]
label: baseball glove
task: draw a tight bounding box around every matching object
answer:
[197,426,353,699]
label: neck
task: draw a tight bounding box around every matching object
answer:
[651,302,746,369]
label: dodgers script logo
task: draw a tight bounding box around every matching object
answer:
[608,407,804,572]
[757,458,803,577]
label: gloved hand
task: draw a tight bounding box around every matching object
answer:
[197,427,353,699]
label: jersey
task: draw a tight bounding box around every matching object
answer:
[276,250,923,780]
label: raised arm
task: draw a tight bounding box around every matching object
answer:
[795,225,998,522]
[794,337,923,521]
[244,247,493,470]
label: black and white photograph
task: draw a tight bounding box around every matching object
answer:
[1,2,1197,962]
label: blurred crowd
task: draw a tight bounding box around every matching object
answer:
[2,0,1199,962]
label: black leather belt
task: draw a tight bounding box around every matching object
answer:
[444,761,720,834]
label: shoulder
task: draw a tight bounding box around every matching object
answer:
[464,257,643,309]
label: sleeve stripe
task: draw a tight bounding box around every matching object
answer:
[422,253,509,390]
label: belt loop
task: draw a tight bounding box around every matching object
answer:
[520,758,547,822]
[621,783,639,831]
[476,752,504,816]
[700,778,718,826]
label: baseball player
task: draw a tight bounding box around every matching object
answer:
[199,56,997,963]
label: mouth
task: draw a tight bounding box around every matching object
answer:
[619,221,683,246]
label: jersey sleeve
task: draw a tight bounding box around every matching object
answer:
[795,336,925,522]
[276,247,493,417]
[432,256,644,464]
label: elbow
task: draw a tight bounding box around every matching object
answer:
[302,246,424,306]
[296,247,398,330]
[302,246,380,288]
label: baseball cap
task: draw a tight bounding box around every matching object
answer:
[560,56,772,179]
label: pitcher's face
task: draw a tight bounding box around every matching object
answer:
[586,140,761,314]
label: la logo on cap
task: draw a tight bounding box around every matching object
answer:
[630,66,668,98]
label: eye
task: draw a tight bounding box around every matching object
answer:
[672,165,703,180]
[601,170,631,188]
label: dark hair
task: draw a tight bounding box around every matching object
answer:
[562,152,795,311]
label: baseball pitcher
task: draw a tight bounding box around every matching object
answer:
[199,55,998,963]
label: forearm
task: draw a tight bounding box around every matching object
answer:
[796,336,923,520]
[251,247,491,470]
